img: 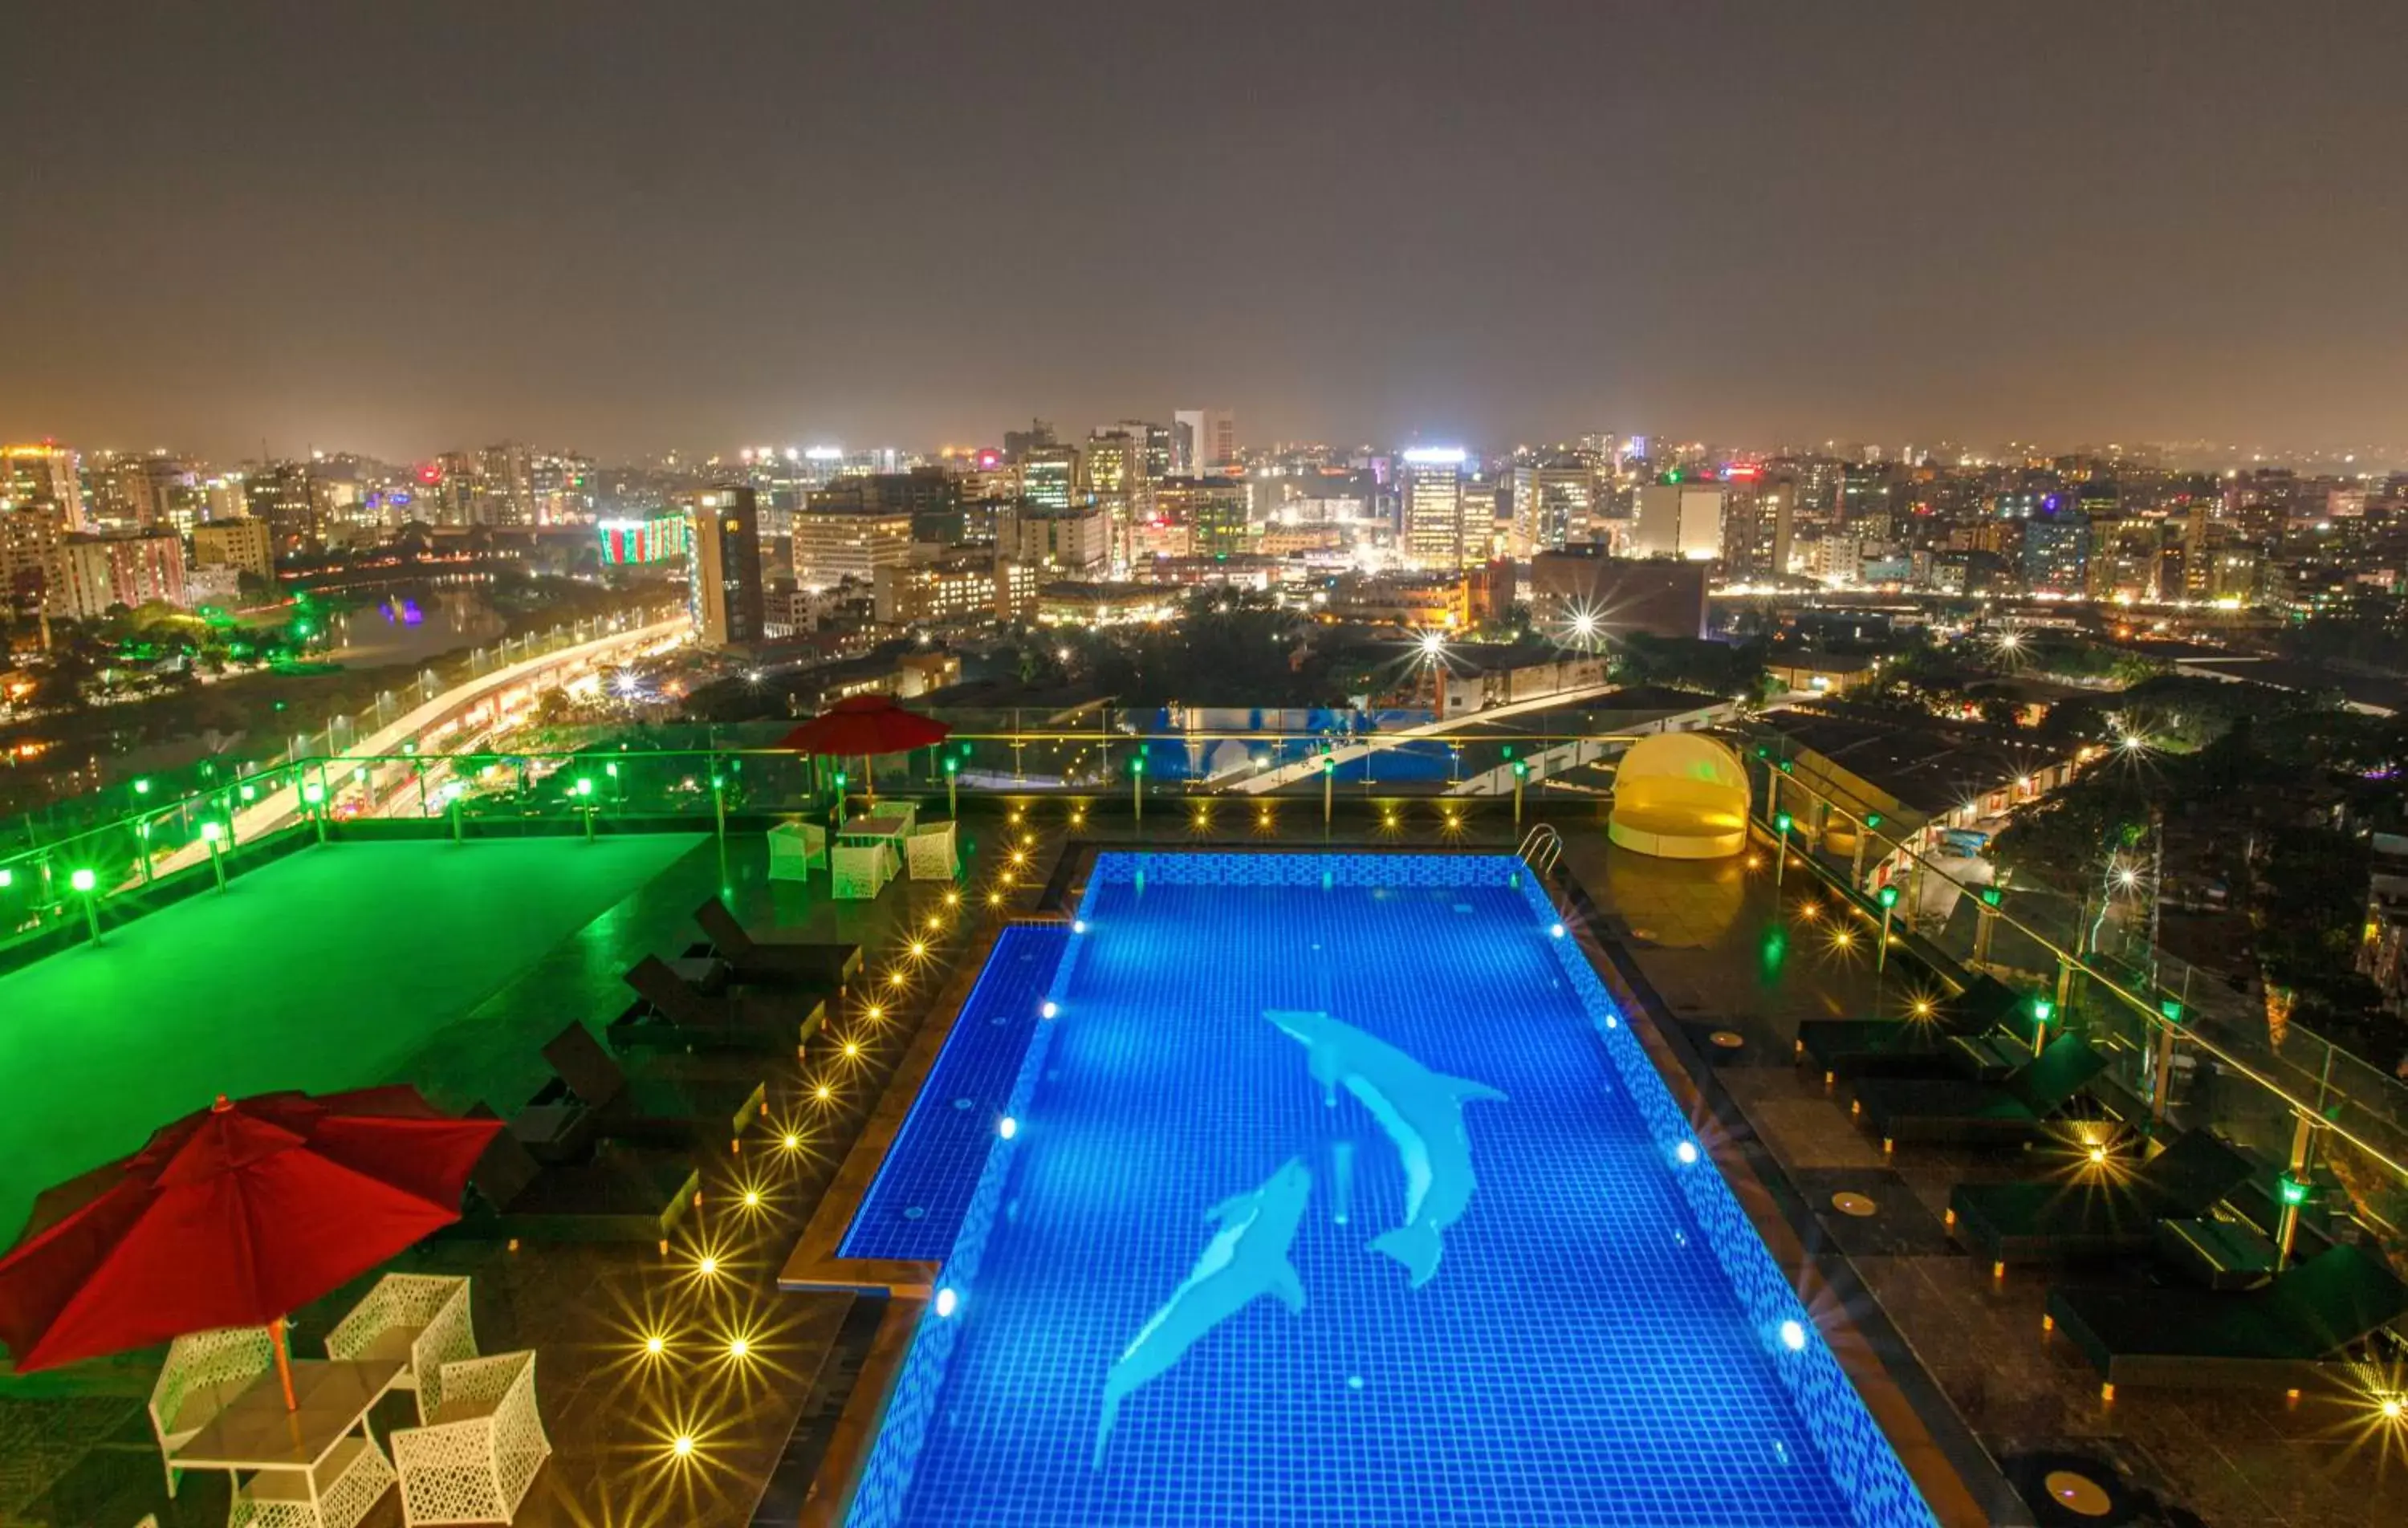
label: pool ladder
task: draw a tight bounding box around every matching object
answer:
[1516,824,1564,877]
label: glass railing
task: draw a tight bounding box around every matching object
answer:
[6,711,2405,1249]
[1735,724,2408,1248]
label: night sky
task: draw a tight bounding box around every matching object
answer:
[6,2,2405,461]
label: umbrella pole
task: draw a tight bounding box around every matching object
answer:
[270,1316,297,1410]
[864,754,874,807]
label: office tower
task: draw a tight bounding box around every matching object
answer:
[3,443,85,530]
[191,517,276,582]
[790,504,915,588]
[1020,445,1080,512]
[1084,430,1151,572]
[688,486,767,648]
[47,530,187,618]
[242,460,329,548]
[1400,447,1471,569]
[1721,472,1794,583]
[2021,506,2091,595]
[1153,476,1251,559]
[1630,481,1726,560]
[530,451,596,523]
[1003,418,1056,464]
[473,441,536,526]
[808,468,966,545]
[0,506,60,613]
[1117,420,1173,480]
[1173,408,1236,473]
[1534,459,1597,551]
[996,502,1109,576]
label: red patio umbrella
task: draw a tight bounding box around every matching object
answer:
[0,1086,501,1407]
[777,693,951,805]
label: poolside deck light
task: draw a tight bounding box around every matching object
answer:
[644,1334,666,1357]
[814,1083,833,1103]
[1072,920,1087,934]
[1040,1001,1059,1019]
[1779,1320,1806,1351]
[999,1116,1018,1140]
[935,1288,959,1318]
[671,1434,695,1458]
[843,1040,862,1059]
[1548,923,1565,939]
[864,1004,885,1022]
[1675,1141,1698,1165]
[781,1132,802,1150]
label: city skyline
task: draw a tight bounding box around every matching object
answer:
[7,3,2407,461]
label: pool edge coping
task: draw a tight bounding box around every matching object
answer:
[782,841,2009,1528]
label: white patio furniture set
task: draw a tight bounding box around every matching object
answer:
[148,1274,549,1527]
[771,801,958,898]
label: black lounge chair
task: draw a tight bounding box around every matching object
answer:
[690,897,864,990]
[1851,1032,2108,1151]
[1947,1128,2260,1270]
[1796,975,2029,1082]
[526,1022,768,1154]
[2046,1242,2408,1395]
[449,1103,701,1247]
[608,954,821,1055]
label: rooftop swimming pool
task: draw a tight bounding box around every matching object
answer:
[832,852,1938,1527]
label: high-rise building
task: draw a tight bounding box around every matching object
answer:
[1173,408,1236,473]
[1083,430,1151,572]
[1003,418,1056,464]
[1117,420,1173,480]
[1153,476,1251,559]
[472,442,536,526]
[791,506,915,588]
[1525,551,1710,640]
[0,508,60,613]
[1630,482,1726,561]
[191,517,275,582]
[1020,445,1080,512]
[2021,508,2091,595]
[47,530,187,618]
[807,469,966,544]
[1720,473,1794,583]
[1401,447,1471,569]
[687,486,767,648]
[530,451,596,523]
[3,443,85,531]
[1534,460,1597,551]
[242,461,329,548]
[996,502,1108,577]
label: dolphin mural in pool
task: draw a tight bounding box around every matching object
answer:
[1094,1157,1312,1469]
[1264,1009,1507,1288]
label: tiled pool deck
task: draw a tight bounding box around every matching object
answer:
[2,803,2402,1526]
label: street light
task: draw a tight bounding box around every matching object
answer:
[201,819,229,892]
[1773,811,1793,888]
[69,868,101,944]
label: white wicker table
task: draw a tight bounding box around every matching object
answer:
[173,1358,405,1526]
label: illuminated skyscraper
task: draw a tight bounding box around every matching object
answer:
[1400,447,1471,569]
[1631,481,1725,561]
[1083,429,1150,573]
[2,443,84,530]
[1173,408,1236,474]
[688,486,767,648]
[1020,445,1080,512]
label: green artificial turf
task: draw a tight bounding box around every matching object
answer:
[0,835,703,1242]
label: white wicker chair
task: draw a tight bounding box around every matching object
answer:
[228,1435,396,1528]
[905,821,958,881]
[831,841,889,900]
[149,1326,274,1498]
[323,1274,475,1423]
[390,1351,551,1527]
[767,821,827,880]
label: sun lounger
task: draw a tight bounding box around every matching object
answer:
[1947,1128,2260,1269]
[525,1022,767,1154]
[2045,1243,2408,1393]
[1796,975,2029,1082]
[449,1103,701,1247]
[607,954,822,1055]
[690,897,864,990]
[1852,1033,2108,1151]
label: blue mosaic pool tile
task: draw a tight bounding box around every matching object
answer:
[840,925,1071,1262]
[848,853,1937,1528]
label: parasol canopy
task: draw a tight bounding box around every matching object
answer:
[776,693,951,758]
[0,1085,500,1384]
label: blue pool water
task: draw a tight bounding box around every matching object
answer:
[845,854,1935,1528]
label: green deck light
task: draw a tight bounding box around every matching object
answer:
[239,784,258,802]
[1863,811,1881,828]
[1511,760,1529,778]
[2278,1176,2309,1207]
[70,868,96,893]
[1877,884,1900,909]
[833,770,848,789]
[1776,759,1793,773]
[1980,886,2002,907]
[574,778,595,797]
[0,868,12,888]
[1130,757,1145,775]
[2032,997,2055,1023]
[2158,998,2185,1022]
[1774,811,1792,834]
[944,758,959,774]
[133,778,152,795]
[303,782,325,806]
[604,761,619,778]
[201,821,224,843]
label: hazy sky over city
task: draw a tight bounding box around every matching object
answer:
[6,1,2406,462]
